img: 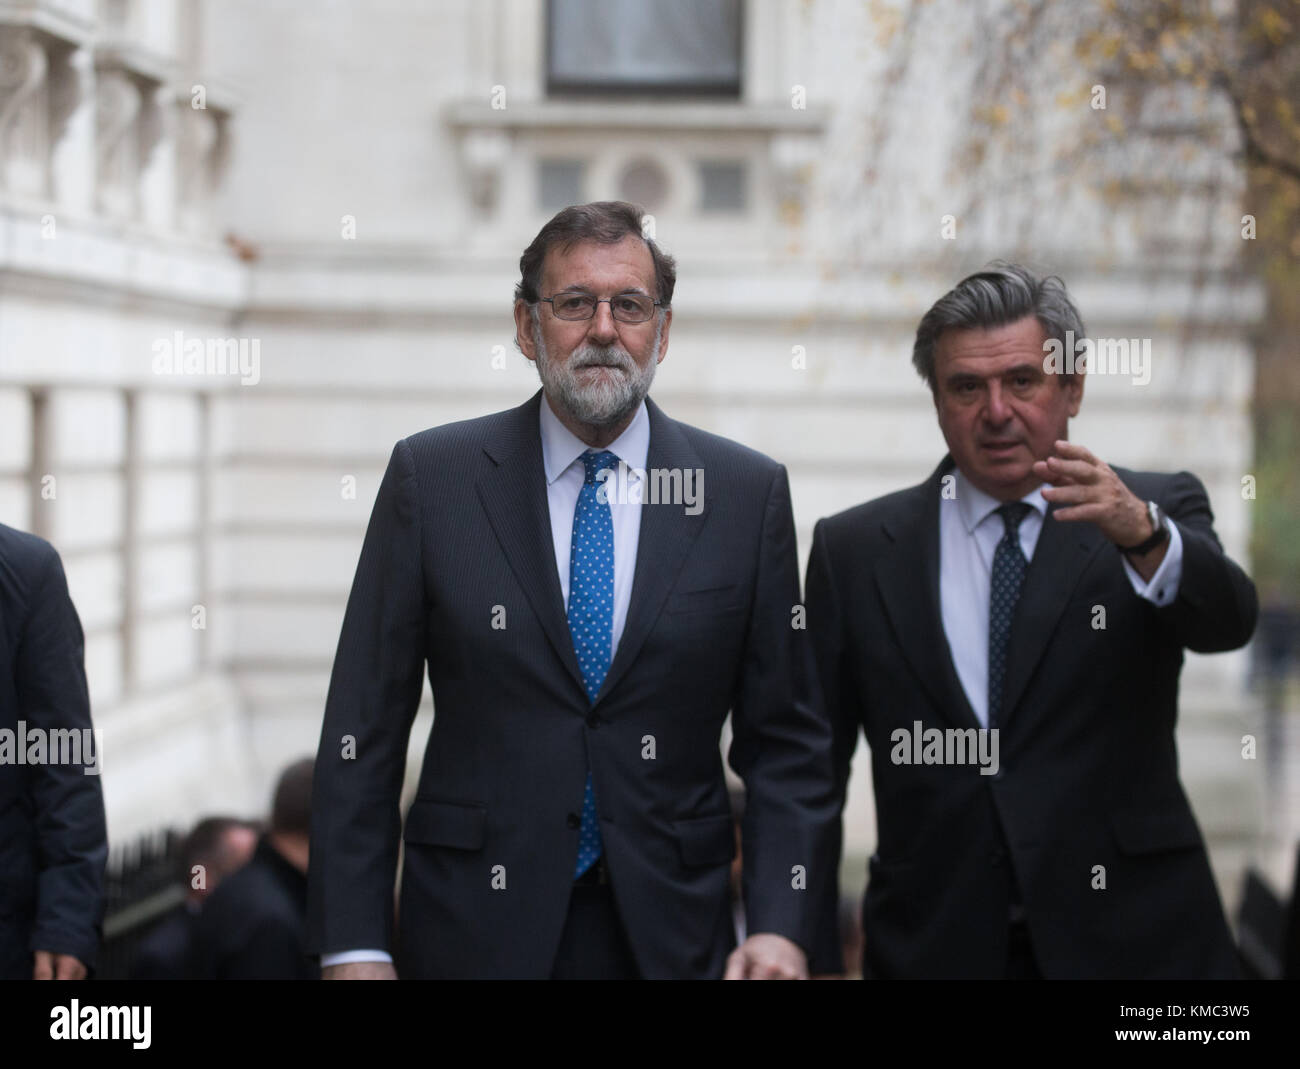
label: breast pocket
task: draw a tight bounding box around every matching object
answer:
[663,583,746,616]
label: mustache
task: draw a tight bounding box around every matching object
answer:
[568,346,635,371]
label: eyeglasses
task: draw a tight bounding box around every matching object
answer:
[537,291,663,324]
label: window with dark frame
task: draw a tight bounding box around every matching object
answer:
[547,0,743,96]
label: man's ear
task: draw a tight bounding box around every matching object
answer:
[1065,369,1084,417]
[656,307,672,363]
[514,300,538,362]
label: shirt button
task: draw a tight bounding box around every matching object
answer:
[566,813,581,829]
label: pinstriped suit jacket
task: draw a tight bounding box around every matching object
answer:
[307,390,838,978]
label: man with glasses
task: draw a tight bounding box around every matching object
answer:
[308,201,837,979]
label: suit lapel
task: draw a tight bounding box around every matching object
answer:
[596,397,707,704]
[475,391,587,697]
[873,458,982,731]
[999,503,1107,727]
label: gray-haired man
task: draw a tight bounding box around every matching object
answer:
[309,202,838,979]
[807,263,1256,978]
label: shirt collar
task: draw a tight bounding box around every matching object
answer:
[539,393,650,486]
[953,466,1048,535]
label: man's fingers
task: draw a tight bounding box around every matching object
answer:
[723,948,748,980]
[1041,483,1093,505]
[728,933,807,979]
[1050,503,1103,523]
[1032,458,1091,486]
[725,951,789,980]
[1051,439,1097,464]
[322,961,398,980]
[755,956,803,979]
[723,950,799,979]
[56,956,86,980]
[32,951,54,980]
[1044,455,1097,482]
[1031,459,1067,485]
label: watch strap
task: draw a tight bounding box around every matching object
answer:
[1121,501,1169,555]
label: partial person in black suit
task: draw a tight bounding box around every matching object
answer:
[130,816,257,980]
[807,264,1257,979]
[0,523,107,980]
[308,202,836,979]
[193,759,318,980]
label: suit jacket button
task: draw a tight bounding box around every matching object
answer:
[586,712,599,728]
[566,812,581,829]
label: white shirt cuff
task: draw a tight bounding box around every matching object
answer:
[1122,517,1183,607]
[320,949,393,967]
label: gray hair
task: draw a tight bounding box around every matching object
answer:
[911,262,1086,392]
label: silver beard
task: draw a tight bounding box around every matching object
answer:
[532,312,661,429]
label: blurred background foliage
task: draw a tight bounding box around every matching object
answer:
[947,0,1299,599]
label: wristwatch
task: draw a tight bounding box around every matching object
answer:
[1120,500,1169,556]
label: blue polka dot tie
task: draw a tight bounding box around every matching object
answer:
[987,502,1032,728]
[569,449,618,878]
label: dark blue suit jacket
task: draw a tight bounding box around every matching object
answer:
[807,457,1257,978]
[307,391,837,978]
[0,524,107,977]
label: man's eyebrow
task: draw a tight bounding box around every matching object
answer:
[1002,363,1043,376]
[555,282,651,296]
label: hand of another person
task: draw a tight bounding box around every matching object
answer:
[723,932,808,980]
[322,961,399,980]
[33,950,87,980]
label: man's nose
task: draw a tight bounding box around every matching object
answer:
[586,301,619,344]
[984,381,1012,425]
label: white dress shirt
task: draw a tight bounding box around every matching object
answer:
[938,467,1184,727]
[321,396,651,969]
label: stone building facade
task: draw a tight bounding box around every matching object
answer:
[0,0,1265,914]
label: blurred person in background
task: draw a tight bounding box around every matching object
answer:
[0,523,107,980]
[130,816,258,980]
[193,758,318,980]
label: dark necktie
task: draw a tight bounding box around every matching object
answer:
[987,502,1033,728]
[568,449,618,878]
